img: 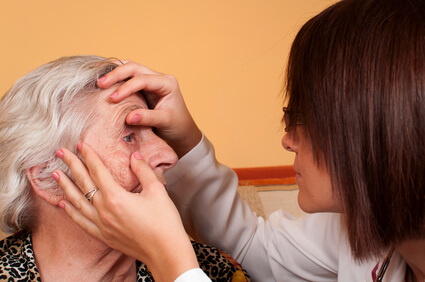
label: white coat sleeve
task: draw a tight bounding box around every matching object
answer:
[165,135,342,281]
[174,268,211,282]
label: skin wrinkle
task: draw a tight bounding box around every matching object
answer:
[83,87,177,198]
[110,103,145,139]
[101,103,147,192]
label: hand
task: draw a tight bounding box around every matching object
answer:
[98,61,202,158]
[53,142,199,281]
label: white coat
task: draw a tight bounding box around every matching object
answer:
[166,135,406,282]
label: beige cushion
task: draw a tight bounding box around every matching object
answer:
[238,185,305,218]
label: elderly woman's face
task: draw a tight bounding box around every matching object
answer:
[83,85,178,192]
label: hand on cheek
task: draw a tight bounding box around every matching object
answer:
[54,144,198,281]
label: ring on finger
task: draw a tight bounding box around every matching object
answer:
[84,188,99,204]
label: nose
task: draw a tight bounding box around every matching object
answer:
[281,131,298,153]
[137,131,178,173]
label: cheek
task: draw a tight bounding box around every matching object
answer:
[298,171,342,213]
[101,150,139,191]
[296,149,338,212]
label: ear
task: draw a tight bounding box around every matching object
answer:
[26,165,64,206]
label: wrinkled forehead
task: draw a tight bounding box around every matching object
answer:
[93,84,147,125]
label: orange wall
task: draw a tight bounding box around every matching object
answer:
[0,0,336,168]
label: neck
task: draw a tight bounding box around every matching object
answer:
[397,239,425,281]
[31,202,137,281]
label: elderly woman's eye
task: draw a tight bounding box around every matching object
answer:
[123,133,135,143]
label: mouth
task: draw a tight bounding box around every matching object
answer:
[295,173,302,182]
[293,166,302,180]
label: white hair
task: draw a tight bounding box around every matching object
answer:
[0,55,119,233]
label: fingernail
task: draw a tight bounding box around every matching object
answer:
[59,202,65,209]
[52,171,60,181]
[77,143,82,151]
[110,91,119,99]
[131,114,140,124]
[55,149,64,159]
[134,151,143,160]
[98,76,106,83]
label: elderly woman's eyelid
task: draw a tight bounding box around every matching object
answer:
[122,106,141,118]
[129,105,143,111]
[125,103,145,114]
[113,105,143,126]
[111,104,145,138]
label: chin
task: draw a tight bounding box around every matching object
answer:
[298,195,323,214]
[298,198,341,214]
[298,203,316,214]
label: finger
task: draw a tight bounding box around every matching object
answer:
[97,61,160,89]
[56,148,97,195]
[131,152,165,195]
[78,142,120,195]
[126,108,171,128]
[110,74,178,103]
[53,169,99,220]
[59,199,104,240]
[110,59,129,65]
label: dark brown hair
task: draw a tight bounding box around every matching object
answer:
[285,0,425,260]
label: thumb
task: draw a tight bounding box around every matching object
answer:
[126,109,171,128]
[130,151,166,195]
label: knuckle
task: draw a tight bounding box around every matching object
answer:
[74,198,85,211]
[78,221,91,233]
[98,212,114,226]
[104,192,123,211]
[101,230,118,245]
[126,61,138,72]
[66,155,79,169]
[165,74,178,86]
[101,231,113,242]
[89,162,102,176]
[76,177,93,191]
[165,74,176,81]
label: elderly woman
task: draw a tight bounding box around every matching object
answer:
[0,56,249,281]
[55,0,425,281]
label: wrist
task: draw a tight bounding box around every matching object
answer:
[146,238,199,281]
[172,124,202,159]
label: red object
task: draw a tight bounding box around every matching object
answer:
[232,166,296,186]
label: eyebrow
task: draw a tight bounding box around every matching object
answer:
[114,104,144,122]
[111,104,145,134]
[126,105,144,114]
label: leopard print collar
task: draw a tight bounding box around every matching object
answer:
[0,232,250,281]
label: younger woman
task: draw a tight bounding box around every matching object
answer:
[55,0,425,280]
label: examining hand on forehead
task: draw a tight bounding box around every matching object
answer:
[81,84,178,191]
[96,61,202,158]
